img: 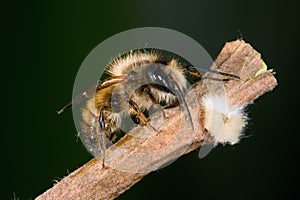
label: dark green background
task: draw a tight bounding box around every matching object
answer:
[4,0,298,199]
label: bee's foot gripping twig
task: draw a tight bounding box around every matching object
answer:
[101,156,106,169]
[148,124,159,133]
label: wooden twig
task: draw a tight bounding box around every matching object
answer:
[36,40,277,200]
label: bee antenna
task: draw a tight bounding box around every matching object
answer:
[56,84,98,115]
[57,102,72,115]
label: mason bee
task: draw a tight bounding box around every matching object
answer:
[58,50,239,167]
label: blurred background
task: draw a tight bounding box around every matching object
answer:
[4,0,298,199]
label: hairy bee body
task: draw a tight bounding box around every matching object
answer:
[57,49,239,161]
[105,51,187,110]
[80,51,189,155]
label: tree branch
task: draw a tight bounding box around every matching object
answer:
[36,40,277,200]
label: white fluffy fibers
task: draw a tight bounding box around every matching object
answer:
[202,92,247,145]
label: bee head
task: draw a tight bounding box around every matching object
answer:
[146,64,167,85]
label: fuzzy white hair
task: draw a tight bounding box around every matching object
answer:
[202,91,247,145]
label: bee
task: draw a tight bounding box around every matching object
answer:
[58,50,239,167]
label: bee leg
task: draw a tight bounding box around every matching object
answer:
[202,77,231,82]
[163,99,179,109]
[127,99,149,126]
[131,113,158,132]
[97,108,107,168]
[127,98,158,132]
[185,65,240,80]
[185,65,203,82]
[144,85,166,118]
[184,66,235,83]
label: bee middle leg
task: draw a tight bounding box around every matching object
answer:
[127,99,149,126]
[143,85,166,118]
[127,98,158,132]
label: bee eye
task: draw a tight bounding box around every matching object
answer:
[127,70,137,79]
